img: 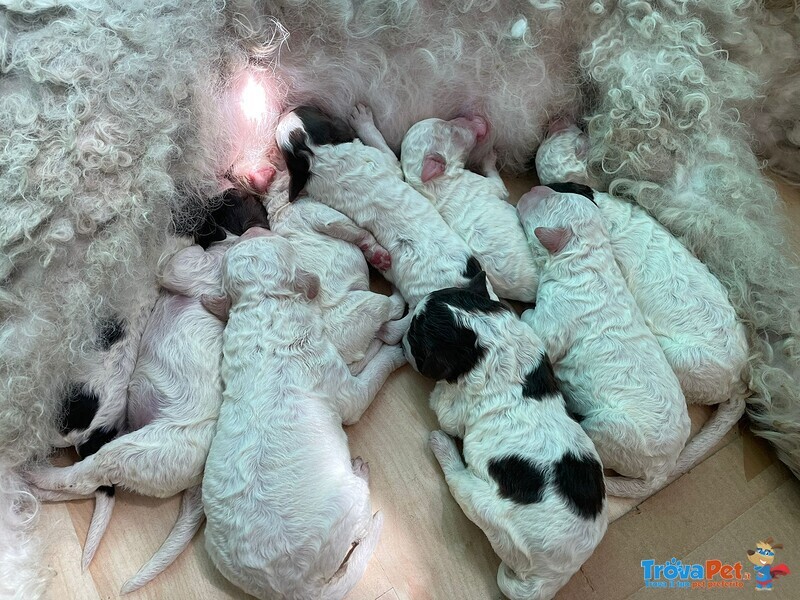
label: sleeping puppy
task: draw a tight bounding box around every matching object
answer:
[518,186,691,499]
[28,239,231,593]
[277,104,487,323]
[266,174,405,372]
[202,229,406,600]
[403,272,607,600]
[400,117,540,302]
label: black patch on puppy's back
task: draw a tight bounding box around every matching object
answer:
[545,182,595,203]
[522,355,559,399]
[553,452,605,519]
[77,426,118,459]
[488,455,546,505]
[97,317,125,351]
[59,384,99,435]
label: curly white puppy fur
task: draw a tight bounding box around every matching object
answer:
[202,229,405,600]
[518,186,691,498]
[400,116,540,302]
[265,174,406,370]
[27,239,230,593]
[403,273,607,600]
[277,105,485,313]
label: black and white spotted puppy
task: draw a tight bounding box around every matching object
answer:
[402,272,608,600]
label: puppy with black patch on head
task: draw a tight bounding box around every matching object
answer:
[517,185,691,499]
[400,117,540,302]
[277,104,490,339]
[403,272,608,600]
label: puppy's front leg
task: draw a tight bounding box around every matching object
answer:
[479,149,509,200]
[349,104,396,157]
[336,344,407,425]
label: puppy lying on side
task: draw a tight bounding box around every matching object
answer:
[536,125,748,472]
[277,105,485,319]
[202,229,406,600]
[28,239,230,593]
[400,117,540,302]
[518,186,691,498]
[403,272,607,600]
[266,174,405,371]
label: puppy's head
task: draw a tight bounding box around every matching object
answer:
[221,229,319,304]
[195,188,270,248]
[535,122,591,186]
[401,115,488,186]
[403,271,506,383]
[516,183,603,256]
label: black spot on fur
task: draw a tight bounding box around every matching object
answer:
[567,408,585,423]
[428,273,508,315]
[77,426,118,459]
[98,485,115,497]
[294,106,356,146]
[553,452,605,519]
[97,318,125,350]
[59,384,99,435]
[488,455,546,505]
[283,129,315,202]
[545,182,596,205]
[522,355,559,399]
[195,189,270,248]
[463,255,483,279]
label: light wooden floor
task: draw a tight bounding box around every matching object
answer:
[39,175,800,600]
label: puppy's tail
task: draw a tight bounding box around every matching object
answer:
[81,485,115,571]
[673,396,746,475]
[120,485,204,595]
[497,561,570,600]
[320,511,383,600]
[276,106,355,201]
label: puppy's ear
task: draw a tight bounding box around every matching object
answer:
[201,294,231,322]
[534,226,572,255]
[294,268,320,300]
[421,154,446,183]
[466,271,490,298]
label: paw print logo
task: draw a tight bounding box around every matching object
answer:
[746,538,790,591]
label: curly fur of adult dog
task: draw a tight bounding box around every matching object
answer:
[400,116,541,303]
[202,229,405,600]
[404,274,608,600]
[518,186,691,498]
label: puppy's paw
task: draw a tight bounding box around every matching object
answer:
[349,103,374,127]
[352,456,370,482]
[377,313,411,345]
[361,244,392,271]
[429,431,461,469]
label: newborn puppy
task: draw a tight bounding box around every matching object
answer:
[536,126,749,471]
[202,229,405,600]
[518,186,691,498]
[266,174,405,371]
[277,105,485,319]
[403,273,607,600]
[400,117,539,302]
[28,239,230,593]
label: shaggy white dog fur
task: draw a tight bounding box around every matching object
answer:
[400,116,541,302]
[518,186,691,498]
[403,275,608,600]
[3,0,800,595]
[202,229,405,600]
[26,238,230,593]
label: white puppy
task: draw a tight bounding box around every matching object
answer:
[518,186,691,498]
[536,126,749,472]
[402,273,607,600]
[266,174,405,371]
[400,117,540,302]
[277,105,485,317]
[28,239,230,593]
[202,229,405,600]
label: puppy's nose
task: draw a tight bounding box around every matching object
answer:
[240,226,274,240]
[517,186,552,216]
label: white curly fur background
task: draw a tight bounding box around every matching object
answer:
[1,0,800,597]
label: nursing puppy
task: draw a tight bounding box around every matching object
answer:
[401,117,540,302]
[266,174,404,370]
[518,186,691,498]
[277,104,485,317]
[28,239,230,593]
[202,229,405,600]
[403,273,607,600]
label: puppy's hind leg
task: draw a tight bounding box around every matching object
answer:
[335,344,407,425]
